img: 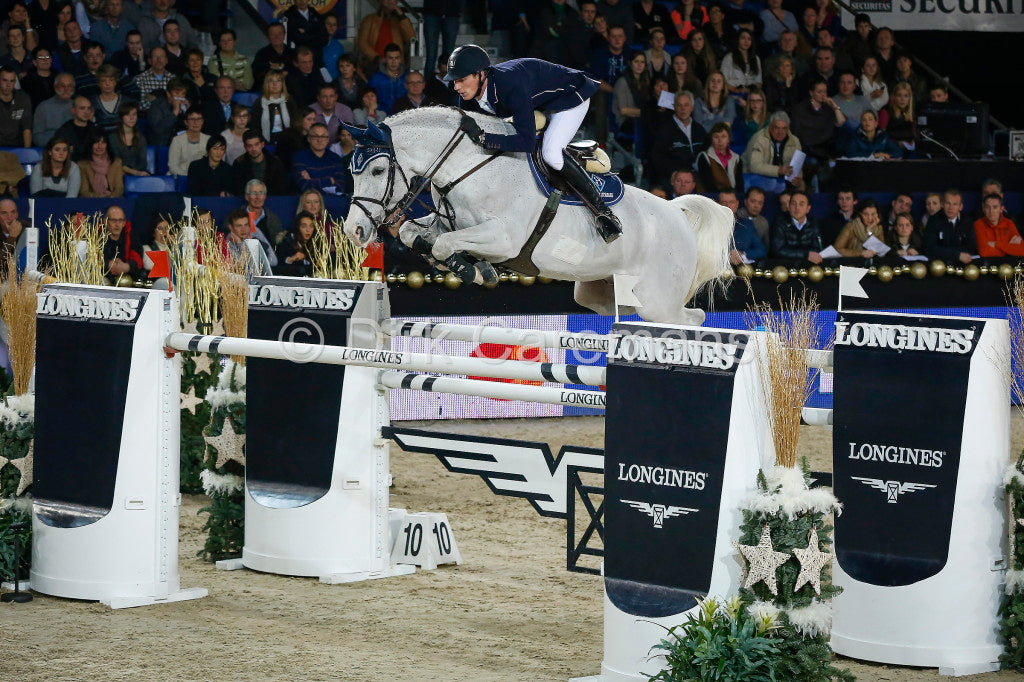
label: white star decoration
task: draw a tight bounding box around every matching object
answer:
[180,385,204,414]
[192,351,214,376]
[738,525,790,595]
[10,441,33,496]
[204,418,246,469]
[792,527,831,595]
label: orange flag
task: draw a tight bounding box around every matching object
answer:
[361,241,385,278]
[147,250,170,280]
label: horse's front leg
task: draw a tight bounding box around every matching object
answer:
[430,219,516,286]
[398,216,442,254]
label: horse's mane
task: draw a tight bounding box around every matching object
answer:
[385,105,509,134]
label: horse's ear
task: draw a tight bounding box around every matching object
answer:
[366,119,391,144]
[342,121,367,140]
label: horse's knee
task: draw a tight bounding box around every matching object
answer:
[431,233,456,260]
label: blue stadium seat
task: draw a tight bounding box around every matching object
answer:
[232,92,259,107]
[147,147,157,175]
[125,175,177,195]
[9,147,42,165]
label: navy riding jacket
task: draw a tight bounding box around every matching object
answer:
[462,58,600,153]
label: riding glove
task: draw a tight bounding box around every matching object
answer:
[459,115,486,146]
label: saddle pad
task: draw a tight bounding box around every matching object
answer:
[527,155,625,207]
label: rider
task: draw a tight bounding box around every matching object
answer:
[443,45,623,244]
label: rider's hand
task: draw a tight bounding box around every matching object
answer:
[459,114,486,146]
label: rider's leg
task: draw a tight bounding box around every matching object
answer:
[543,101,622,244]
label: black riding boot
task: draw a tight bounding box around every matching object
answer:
[558,150,622,244]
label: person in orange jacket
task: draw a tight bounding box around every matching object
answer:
[974,193,1024,257]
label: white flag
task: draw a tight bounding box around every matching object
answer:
[838,266,869,301]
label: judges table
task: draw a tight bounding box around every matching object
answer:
[834,159,1024,192]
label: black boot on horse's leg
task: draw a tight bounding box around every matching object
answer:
[442,253,499,286]
[558,150,622,244]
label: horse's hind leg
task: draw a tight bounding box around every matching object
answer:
[630,273,706,326]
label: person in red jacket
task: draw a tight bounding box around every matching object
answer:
[975,193,1024,257]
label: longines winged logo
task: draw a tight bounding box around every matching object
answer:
[851,476,936,503]
[620,499,698,528]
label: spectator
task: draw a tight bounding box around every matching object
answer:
[588,13,609,52]
[683,29,716,85]
[0,198,23,259]
[167,105,208,175]
[160,20,187,75]
[731,84,767,153]
[838,13,874,72]
[972,179,1012,224]
[296,187,326,221]
[859,56,888,112]
[222,103,249,164]
[924,189,976,264]
[0,2,36,55]
[587,24,628,143]
[719,188,766,264]
[251,70,299,145]
[873,27,897,82]
[670,0,708,42]
[40,3,74,53]
[921,191,942,229]
[599,0,635,42]
[109,101,149,176]
[90,0,134,56]
[890,53,926,105]
[531,0,587,68]
[223,206,277,266]
[634,0,674,44]
[670,168,699,197]
[353,86,386,125]
[234,129,287,195]
[0,65,30,147]
[356,0,414,74]
[72,41,107,98]
[821,186,857,246]
[391,70,440,115]
[703,3,730,60]
[697,121,743,192]
[719,29,761,96]
[771,190,823,262]
[335,53,367,111]
[274,106,316,171]
[54,19,86,75]
[843,109,901,160]
[765,31,808,79]
[367,42,408,114]
[110,30,147,81]
[693,71,738,130]
[815,0,844,40]
[183,48,214,104]
[796,6,818,56]
[742,110,803,193]
[30,136,80,197]
[208,29,253,92]
[275,210,316,276]
[760,0,797,45]
[244,178,284,244]
[975,193,1024,257]
[763,54,799,115]
[90,64,130,133]
[1,25,32,77]
[800,45,839,97]
[32,71,74,146]
[721,0,762,38]
[201,76,235,135]
[738,185,770,244]
[321,14,346,81]
[311,83,354,143]
[611,51,651,141]
[878,81,916,154]
[645,27,671,78]
[833,199,885,258]
[928,82,949,103]
[54,95,98,159]
[331,126,355,194]
[833,72,870,132]
[77,133,125,197]
[134,46,172,111]
[102,204,143,285]
[284,0,329,55]
[791,77,845,182]
[649,90,708,188]
[252,23,293,87]
[137,0,198,51]
[666,52,702,95]
[21,47,56,107]
[885,192,913,230]
[292,122,346,194]
[772,190,793,230]
[148,77,191,146]
[27,0,59,39]
[186,134,236,196]
[887,211,923,258]
[142,217,170,275]
[286,46,326,108]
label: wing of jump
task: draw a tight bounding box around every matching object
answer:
[619,499,656,517]
[898,482,937,494]
[851,476,889,492]
[384,426,604,518]
[663,506,699,518]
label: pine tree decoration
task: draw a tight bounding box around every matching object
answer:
[197,360,246,562]
[180,341,221,494]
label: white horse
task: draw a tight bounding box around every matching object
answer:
[344,107,734,325]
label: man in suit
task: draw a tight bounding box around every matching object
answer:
[201,77,234,135]
[771,190,824,263]
[649,90,708,191]
[924,189,976,264]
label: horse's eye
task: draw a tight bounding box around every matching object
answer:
[372,167,385,177]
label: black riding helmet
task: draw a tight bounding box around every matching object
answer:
[443,44,490,82]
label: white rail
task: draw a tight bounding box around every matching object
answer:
[378,371,607,408]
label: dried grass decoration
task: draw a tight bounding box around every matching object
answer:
[746,290,831,468]
[45,213,108,286]
[307,212,370,281]
[0,259,40,396]
[166,212,221,328]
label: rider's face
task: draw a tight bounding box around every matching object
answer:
[453,72,482,100]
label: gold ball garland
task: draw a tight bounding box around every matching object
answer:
[406,271,425,289]
[1000,263,1016,280]
[807,265,824,282]
[963,264,980,281]
[443,272,461,289]
[910,262,928,279]
[737,264,755,279]
[519,275,536,286]
[876,265,894,283]
[772,265,789,283]
[929,259,947,277]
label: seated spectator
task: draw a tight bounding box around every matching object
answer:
[760,0,797,45]
[292,122,346,194]
[222,206,277,266]
[924,188,975,265]
[530,0,587,67]
[54,19,85,76]
[719,188,766,264]
[330,126,355,194]
[666,52,702,95]
[21,48,56,107]
[772,189,793,232]
[275,210,316,276]
[838,13,874,73]
[704,4,731,60]
[77,134,125,197]
[670,168,699,197]
[697,121,743,192]
[167,105,208,175]
[693,71,738,130]
[222,103,249,164]
[737,185,770,245]
[54,95,99,159]
[201,76,234,135]
[0,197,23,258]
[763,54,799,116]
[102,204,143,285]
[585,23,628,142]
[670,0,709,43]
[791,77,845,185]
[148,77,192,146]
[252,69,299,145]
[1,25,32,77]
[142,217,170,274]
[770,190,823,262]
[252,22,293,87]
[611,51,652,143]
[109,101,149,176]
[137,0,198,52]
[878,80,916,153]
[39,3,74,54]
[799,44,840,96]
[353,86,386,126]
[765,31,809,79]
[366,42,408,114]
[297,188,326,221]
[0,2,35,53]
[390,70,440,115]
[885,192,913,230]
[30,136,80,197]
[921,191,942,229]
[742,110,803,193]
[311,83,354,143]
[160,20,187,75]
[208,29,253,92]
[833,72,871,132]
[821,186,857,246]
[356,0,414,74]
[234,130,288,195]
[335,53,367,111]
[283,0,328,56]
[134,46,172,111]
[928,82,949,104]
[183,48,213,104]
[859,56,888,112]
[833,199,885,258]
[887,211,923,258]
[32,71,74,146]
[286,46,326,108]
[649,90,708,189]
[186,134,236,196]
[890,53,927,106]
[73,41,107,98]
[90,0,134,56]
[274,106,316,171]
[0,65,31,147]
[719,29,762,97]
[644,27,671,78]
[731,84,768,153]
[843,109,901,160]
[975,193,1024,258]
[90,64,131,133]
[873,27,898,82]
[110,30,148,82]
[244,178,284,245]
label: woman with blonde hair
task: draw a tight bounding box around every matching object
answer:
[296,189,326,222]
[249,70,299,145]
[879,80,916,153]
[693,71,737,130]
[732,85,768,153]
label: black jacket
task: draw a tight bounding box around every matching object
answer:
[201,98,234,136]
[771,215,824,259]
[924,214,977,263]
[649,118,708,187]
[186,158,238,196]
[234,151,289,195]
[283,5,328,53]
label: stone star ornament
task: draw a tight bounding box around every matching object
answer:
[739,525,790,595]
[792,527,832,595]
[10,441,33,496]
[180,385,204,414]
[204,418,246,469]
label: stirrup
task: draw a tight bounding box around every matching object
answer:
[595,213,622,244]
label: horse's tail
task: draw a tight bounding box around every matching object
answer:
[670,194,736,301]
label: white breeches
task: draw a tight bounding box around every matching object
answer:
[541,98,589,170]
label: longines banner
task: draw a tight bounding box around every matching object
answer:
[604,325,749,618]
[847,0,1024,31]
[833,311,980,586]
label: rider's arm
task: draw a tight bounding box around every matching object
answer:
[479,85,537,153]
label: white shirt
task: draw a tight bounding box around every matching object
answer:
[673,116,692,139]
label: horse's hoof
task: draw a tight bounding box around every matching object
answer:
[474,261,499,286]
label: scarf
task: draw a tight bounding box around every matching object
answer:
[261,96,290,138]
[90,155,111,196]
